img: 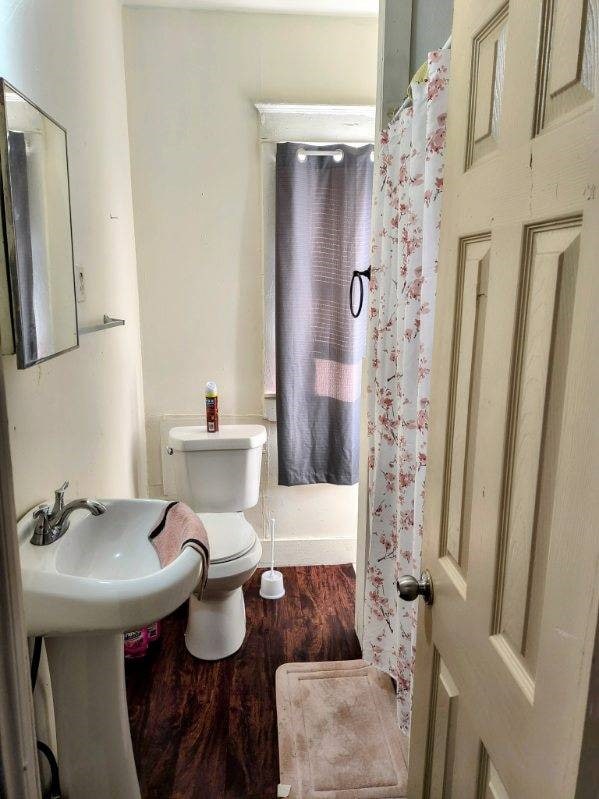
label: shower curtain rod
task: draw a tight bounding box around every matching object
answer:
[296,145,375,163]
[301,149,343,157]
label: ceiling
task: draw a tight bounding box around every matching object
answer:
[123,0,378,16]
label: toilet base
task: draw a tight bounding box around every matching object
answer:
[185,588,247,660]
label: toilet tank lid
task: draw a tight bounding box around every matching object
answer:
[168,424,267,452]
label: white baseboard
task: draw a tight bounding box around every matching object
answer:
[258,537,356,567]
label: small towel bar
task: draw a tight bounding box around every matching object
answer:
[79,315,125,335]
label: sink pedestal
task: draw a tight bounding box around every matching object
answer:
[46,633,140,799]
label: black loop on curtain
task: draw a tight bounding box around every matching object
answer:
[349,266,371,318]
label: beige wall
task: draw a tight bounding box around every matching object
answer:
[124,7,378,555]
[0,0,145,517]
[0,0,146,778]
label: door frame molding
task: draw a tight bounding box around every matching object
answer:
[0,355,40,798]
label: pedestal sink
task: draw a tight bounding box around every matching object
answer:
[18,498,204,799]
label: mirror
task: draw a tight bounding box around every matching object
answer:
[0,80,78,368]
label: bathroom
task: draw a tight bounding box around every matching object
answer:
[1,1,598,798]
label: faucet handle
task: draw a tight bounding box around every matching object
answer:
[31,504,51,546]
[34,503,51,519]
[51,481,69,516]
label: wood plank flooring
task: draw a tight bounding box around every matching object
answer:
[126,564,361,799]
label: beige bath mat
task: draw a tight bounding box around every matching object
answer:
[276,660,408,798]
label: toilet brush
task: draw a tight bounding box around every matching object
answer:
[259,516,285,600]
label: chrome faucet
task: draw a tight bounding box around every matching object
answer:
[30,481,107,546]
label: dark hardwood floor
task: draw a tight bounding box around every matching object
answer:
[126,564,361,799]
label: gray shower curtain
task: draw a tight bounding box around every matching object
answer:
[275,142,373,486]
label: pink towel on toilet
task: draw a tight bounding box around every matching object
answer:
[149,502,210,597]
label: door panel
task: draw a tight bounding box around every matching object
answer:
[427,655,459,799]
[441,236,490,588]
[466,4,508,168]
[493,219,581,681]
[408,1,599,797]
[479,753,511,799]
[536,0,598,132]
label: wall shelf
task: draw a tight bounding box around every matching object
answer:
[79,314,125,335]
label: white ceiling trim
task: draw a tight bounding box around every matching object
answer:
[255,103,376,143]
[124,0,378,16]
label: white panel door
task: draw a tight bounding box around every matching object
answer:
[407,1,599,796]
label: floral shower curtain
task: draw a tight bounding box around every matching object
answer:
[363,49,450,733]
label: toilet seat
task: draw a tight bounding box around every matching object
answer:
[199,512,257,565]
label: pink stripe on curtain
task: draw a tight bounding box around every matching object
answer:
[314,358,362,404]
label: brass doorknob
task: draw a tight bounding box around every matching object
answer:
[396,569,434,605]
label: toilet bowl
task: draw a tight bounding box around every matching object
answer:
[185,512,262,660]
[167,424,267,660]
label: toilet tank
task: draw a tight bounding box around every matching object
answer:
[168,425,266,513]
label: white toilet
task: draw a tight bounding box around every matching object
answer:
[167,424,266,660]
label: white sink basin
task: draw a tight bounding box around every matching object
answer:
[18,498,202,636]
[18,497,204,799]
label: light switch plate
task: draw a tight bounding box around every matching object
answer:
[75,266,86,303]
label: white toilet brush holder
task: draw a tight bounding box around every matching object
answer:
[260,569,285,600]
[260,517,285,600]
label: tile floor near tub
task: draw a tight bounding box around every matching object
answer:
[125,564,361,799]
